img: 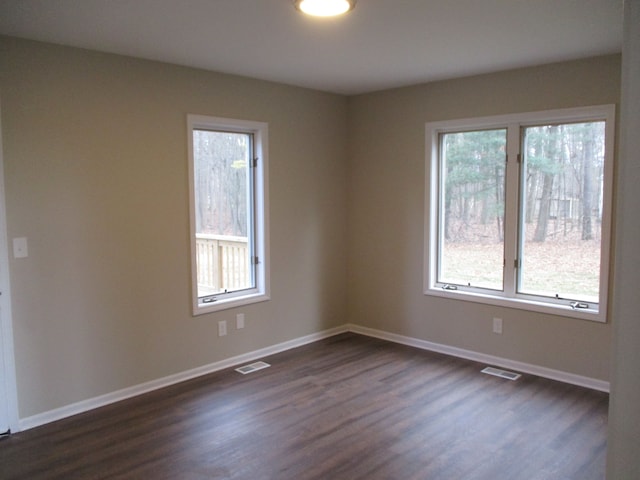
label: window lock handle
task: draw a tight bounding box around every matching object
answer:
[570,301,589,310]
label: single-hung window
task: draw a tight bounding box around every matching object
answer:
[187,115,269,315]
[425,105,615,322]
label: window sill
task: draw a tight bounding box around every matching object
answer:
[424,287,606,323]
[193,292,270,316]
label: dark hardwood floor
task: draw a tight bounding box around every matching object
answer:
[0,333,608,479]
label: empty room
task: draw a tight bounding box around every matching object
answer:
[0,1,638,478]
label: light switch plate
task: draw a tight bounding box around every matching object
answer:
[13,237,28,258]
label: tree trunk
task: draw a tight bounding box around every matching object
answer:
[582,129,594,240]
[495,165,503,242]
[533,172,554,242]
[533,125,559,242]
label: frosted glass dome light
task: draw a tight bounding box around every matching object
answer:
[295,0,356,17]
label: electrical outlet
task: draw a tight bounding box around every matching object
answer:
[218,320,227,337]
[493,317,503,334]
[236,313,245,329]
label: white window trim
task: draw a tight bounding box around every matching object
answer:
[424,105,615,323]
[187,114,270,315]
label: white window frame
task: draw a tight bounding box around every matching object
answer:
[187,115,270,315]
[424,105,615,322]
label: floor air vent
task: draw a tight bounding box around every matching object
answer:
[481,366,521,381]
[235,361,271,375]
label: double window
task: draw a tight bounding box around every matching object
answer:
[425,105,615,322]
[187,115,269,314]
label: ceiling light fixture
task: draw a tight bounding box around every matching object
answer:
[294,0,356,17]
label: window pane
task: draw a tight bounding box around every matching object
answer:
[438,129,507,290]
[519,122,605,303]
[193,129,253,298]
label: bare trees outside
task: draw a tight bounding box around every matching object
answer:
[438,121,606,302]
[193,129,253,297]
[193,130,251,238]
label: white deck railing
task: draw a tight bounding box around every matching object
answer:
[195,234,250,294]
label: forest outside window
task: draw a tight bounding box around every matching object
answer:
[187,115,269,315]
[424,105,615,322]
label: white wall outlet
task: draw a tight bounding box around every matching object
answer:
[236,313,245,329]
[218,320,227,337]
[13,237,28,258]
[493,317,503,334]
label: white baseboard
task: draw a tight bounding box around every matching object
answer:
[346,324,610,393]
[18,325,349,431]
[19,322,608,431]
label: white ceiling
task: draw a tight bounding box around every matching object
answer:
[0,0,624,95]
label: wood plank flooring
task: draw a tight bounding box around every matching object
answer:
[0,333,608,479]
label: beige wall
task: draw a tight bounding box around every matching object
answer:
[607,0,640,477]
[0,37,348,418]
[0,34,624,421]
[347,55,621,381]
